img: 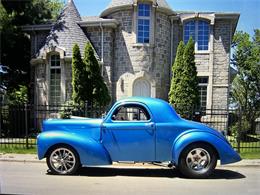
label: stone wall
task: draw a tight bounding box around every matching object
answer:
[84,26,115,100]
[108,9,172,100]
[110,10,134,78]
[154,12,171,99]
[30,31,49,105]
[212,19,231,109]
[195,53,210,73]
[34,63,47,105]
[171,20,181,66]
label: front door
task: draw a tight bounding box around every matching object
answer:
[133,78,151,97]
[101,103,155,161]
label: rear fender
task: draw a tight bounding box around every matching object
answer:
[172,131,241,166]
[37,131,112,166]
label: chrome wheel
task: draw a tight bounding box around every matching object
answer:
[178,143,217,178]
[186,148,211,172]
[49,147,77,174]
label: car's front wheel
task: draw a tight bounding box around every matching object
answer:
[46,145,80,175]
[178,143,217,178]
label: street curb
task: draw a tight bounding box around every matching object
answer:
[1,154,260,167]
[0,159,45,164]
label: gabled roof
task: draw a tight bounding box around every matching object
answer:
[175,11,240,36]
[37,0,90,58]
[101,0,174,17]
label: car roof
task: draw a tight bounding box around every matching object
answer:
[117,96,167,104]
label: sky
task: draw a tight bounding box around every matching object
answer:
[70,0,260,36]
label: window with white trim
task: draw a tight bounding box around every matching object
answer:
[112,104,151,121]
[137,3,151,43]
[184,20,210,51]
[198,77,208,111]
[49,54,61,105]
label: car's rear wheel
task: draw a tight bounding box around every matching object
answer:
[178,143,217,178]
[46,145,80,175]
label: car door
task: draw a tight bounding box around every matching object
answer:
[101,103,155,161]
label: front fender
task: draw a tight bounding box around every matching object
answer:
[172,130,241,166]
[37,131,112,166]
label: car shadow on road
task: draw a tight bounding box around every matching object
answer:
[69,167,246,179]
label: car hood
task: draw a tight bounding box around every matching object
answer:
[42,118,103,132]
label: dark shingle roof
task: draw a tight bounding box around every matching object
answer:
[106,0,171,10]
[81,16,109,22]
[80,16,119,27]
[106,0,133,8]
[101,0,174,17]
[38,0,90,57]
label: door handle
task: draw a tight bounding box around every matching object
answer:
[146,122,155,128]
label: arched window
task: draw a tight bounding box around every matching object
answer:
[184,20,195,44]
[198,21,209,50]
[137,3,151,43]
[184,20,210,51]
[49,54,61,105]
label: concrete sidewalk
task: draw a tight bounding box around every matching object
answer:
[0,153,260,168]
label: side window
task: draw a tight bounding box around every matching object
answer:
[112,104,150,121]
[49,54,61,105]
[137,3,151,43]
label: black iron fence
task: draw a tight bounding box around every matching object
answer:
[0,104,259,153]
[200,109,260,153]
[0,104,107,149]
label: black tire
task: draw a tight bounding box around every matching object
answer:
[178,143,217,178]
[46,145,80,175]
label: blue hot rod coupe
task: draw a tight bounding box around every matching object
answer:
[37,97,241,178]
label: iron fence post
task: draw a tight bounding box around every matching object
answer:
[25,104,29,149]
[0,103,2,138]
[237,107,242,153]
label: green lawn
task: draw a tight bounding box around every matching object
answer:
[0,138,37,154]
[227,134,260,159]
[0,146,37,154]
[239,149,260,159]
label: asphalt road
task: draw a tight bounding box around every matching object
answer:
[0,162,259,195]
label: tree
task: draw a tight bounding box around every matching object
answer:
[71,43,111,107]
[231,30,260,134]
[7,85,28,106]
[182,38,199,109]
[169,41,185,105]
[1,0,63,25]
[84,43,111,106]
[71,44,87,105]
[168,38,199,118]
[0,0,64,95]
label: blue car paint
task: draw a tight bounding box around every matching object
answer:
[101,101,156,161]
[37,131,112,165]
[172,130,241,165]
[101,121,156,161]
[37,97,241,166]
[38,119,112,165]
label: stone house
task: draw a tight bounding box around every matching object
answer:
[23,0,239,110]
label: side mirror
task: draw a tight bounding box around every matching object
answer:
[101,112,106,119]
[111,115,116,120]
